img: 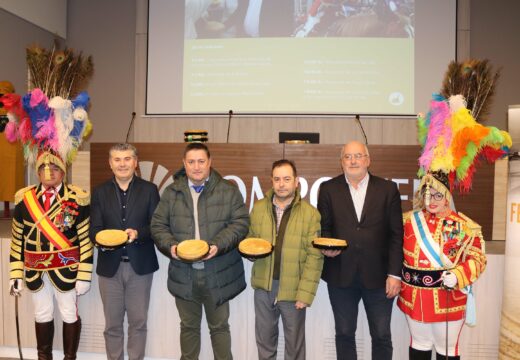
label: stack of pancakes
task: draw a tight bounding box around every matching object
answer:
[177,239,210,261]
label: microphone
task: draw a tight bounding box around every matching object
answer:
[355,114,368,145]
[226,110,233,143]
[125,111,137,143]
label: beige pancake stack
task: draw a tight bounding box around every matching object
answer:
[239,238,273,258]
[177,239,210,261]
[95,229,128,248]
[312,237,348,249]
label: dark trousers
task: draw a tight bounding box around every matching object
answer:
[328,280,394,360]
[175,269,232,360]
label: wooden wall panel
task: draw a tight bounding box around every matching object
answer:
[91,143,496,240]
[133,114,416,145]
[284,143,496,240]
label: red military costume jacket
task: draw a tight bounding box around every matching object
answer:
[397,209,486,322]
[9,183,93,292]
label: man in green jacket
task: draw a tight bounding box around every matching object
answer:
[151,143,249,360]
[247,159,323,360]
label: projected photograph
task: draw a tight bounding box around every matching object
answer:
[186,0,414,39]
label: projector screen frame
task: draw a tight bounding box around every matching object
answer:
[145,0,458,117]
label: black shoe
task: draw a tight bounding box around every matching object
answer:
[436,353,460,360]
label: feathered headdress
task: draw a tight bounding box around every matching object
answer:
[417,60,511,202]
[440,59,499,123]
[1,42,93,179]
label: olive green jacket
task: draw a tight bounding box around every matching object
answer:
[247,189,323,305]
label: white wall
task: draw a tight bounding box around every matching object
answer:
[0,0,66,38]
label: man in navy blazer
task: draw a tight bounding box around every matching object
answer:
[317,141,404,360]
[90,143,160,360]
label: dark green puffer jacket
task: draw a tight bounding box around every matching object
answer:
[151,168,249,306]
[247,189,323,306]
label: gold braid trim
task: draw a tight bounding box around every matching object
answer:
[76,218,90,233]
[457,212,483,238]
[67,184,90,206]
[10,270,24,279]
[10,244,22,255]
[78,263,93,273]
[10,261,24,272]
[14,185,37,205]
[403,210,413,224]
[446,212,486,288]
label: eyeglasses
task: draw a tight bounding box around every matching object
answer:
[343,153,368,161]
[425,192,444,201]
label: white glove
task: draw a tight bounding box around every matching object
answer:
[9,279,23,295]
[75,280,91,296]
[442,271,457,289]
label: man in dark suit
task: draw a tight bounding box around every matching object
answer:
[317,141,404,360]
[90,143,160,360]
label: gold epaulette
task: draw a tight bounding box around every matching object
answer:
[457,212,482,237]
[14,185,37,205]
[67,184,90,206]
[402,210,413,224]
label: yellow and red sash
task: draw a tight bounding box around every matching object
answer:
[23,189,72,250]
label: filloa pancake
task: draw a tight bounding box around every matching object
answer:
[239,238,273,258]
[177,239,210,261]
[95,229,128,248]
[312,237,348,250]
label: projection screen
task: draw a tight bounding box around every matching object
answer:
[146,0,456,116]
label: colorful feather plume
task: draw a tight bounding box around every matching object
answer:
[1,42,94,170]
[418,59,509,194]
[418,94,511,193]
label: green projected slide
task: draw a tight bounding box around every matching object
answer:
[183,37,413,114]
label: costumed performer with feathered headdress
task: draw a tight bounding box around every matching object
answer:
[397,60,512,360]
[1,43,94,360]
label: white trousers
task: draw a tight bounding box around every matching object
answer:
[32,273,78,323]
[406,315,464,356]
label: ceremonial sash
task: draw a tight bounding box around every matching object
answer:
[411,211,476,324]
[24,247,79,270]
[411,211,453,268]
[23,189,72,250]
[401,264,443,288]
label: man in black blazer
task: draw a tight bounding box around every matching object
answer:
[90,143,160,360]
[317,141,404,360]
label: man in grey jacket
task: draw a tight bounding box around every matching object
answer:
[151,142,249,360]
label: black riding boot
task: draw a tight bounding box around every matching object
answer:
[409,346,432,360]
[35,320,54,360]
[63,318,81,360]
[436,352,460,360]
